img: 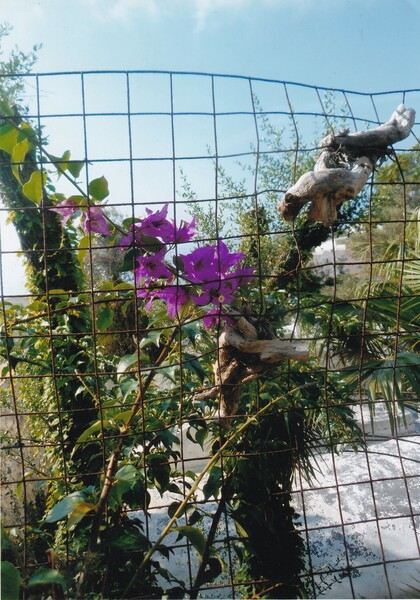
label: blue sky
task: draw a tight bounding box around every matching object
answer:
[2,0,420,91]
[1,0,419,295]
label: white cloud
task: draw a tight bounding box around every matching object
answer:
[80,0,348,28]
[108,0,162,20]
[192,0,249,30]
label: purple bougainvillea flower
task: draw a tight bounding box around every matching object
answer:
[135,284,189,318]
[190,277,237,307]
[140,204,174,241]
[180,241,247,284]
[224,267,255,287]
[119,207,196,249]
[125,214,253,321]
[136,286,158,311]
[83,206,111,235]
[155,285,190,319]
[214,241,246,274]
[179,245,218,284]
[49,199,79,225]
[118,224,143,248]
[135,248,173,282]
[171,216,197,243]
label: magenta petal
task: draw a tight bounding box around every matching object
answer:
[135,248,172,281]
[180,245,217,283]
[172,216,197,243]
[49,199,78,225]
[83,206,111,235]
[155,286,190,319]
[140,204,174,241]
[215,241,246,273]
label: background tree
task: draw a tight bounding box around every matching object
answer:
[0,22,41,109]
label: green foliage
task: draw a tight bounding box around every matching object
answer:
[27,567,67,591]
[1,561,21,600]
[88,175,110,200]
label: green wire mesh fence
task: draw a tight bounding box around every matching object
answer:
[1,71,419,599]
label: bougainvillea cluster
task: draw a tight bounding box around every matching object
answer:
[51,201,253,326]
[51,199,111,235]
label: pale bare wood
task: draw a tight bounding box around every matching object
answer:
[222,328,310,362]
[195,316,309,427]
[279,104,416,226]
[280,157,373,225]
[322,104,415,150]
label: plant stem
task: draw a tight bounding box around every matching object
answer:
[189,494,228,599]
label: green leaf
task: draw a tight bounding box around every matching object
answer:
[201,556,223,585]
[140,329,162,349]
[183,353,205,383]
[203,466,222,500]
[49,149,71,177]
[1,561,21,600]
[167,501,182,519]
[16,471,36,501]
[113,409,133,425]
[22,171,46,204]
[45,492,86,523]
[173,526,206,558]
[147,454,171,494]
[194,427,208,449]
[138,233,165,253]
[96,306,114,330]
[67,160,84,178]
[0,124,19,154]
[67,194,87,206]
[119,378,138,401]
[160,364,178,384]
[181,321,201,347]
[1,534,11,552]
[11,139,30,181]
[109,526,150,552]
[88,176,109,200]
[117,353,138,376]
[67,501,96,529]
[187,509,202,526]
[120,247,142,272]
[27,567,67,590]
[16,480,23,501]
[115,464,137,483]
[46,288,69,297]
[71,419,113,457]
[77,235,90,264]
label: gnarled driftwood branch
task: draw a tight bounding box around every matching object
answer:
[195,316,309,428]
[279,104,416,226]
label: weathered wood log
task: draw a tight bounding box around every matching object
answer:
[195,316,310,428]
[322,104,415,150]
[222,327,309,364]
[280,157,374,225]
[279,104,416,226]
